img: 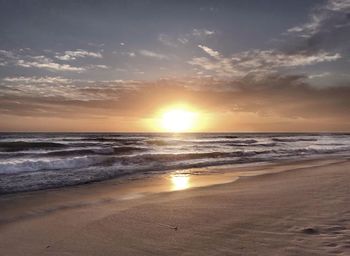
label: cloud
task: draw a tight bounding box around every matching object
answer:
[113,51,136,57]
[88,64,109,69]
[328,0,350,11]
[190,45,341,78]
[192,29,215,37]
[308,72,331,79]
[1,75,349,131]
[0,77,139,103]
[0,50,86,72]
[236,50,341,68]
[158,34,178,47]
[157,28,215,48]
[177,37,189,44]
[198,45,220,59]
[138,50,169,60]
[286,0,350,36]
[3,76,71,84]
[0,49,111,72]
[157,28,215,50]
[189,56,241,78]
[16,56,85,72]
[284,0,350,53]
[0,50,16,59]
[55,49,102,61]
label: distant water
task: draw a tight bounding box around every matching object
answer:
[0,133,349,194]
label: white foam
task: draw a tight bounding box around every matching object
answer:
[0,155,109,174]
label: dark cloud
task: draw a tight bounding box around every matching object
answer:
[284,0,350,54]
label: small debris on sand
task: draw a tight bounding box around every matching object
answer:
[302,227,319,235]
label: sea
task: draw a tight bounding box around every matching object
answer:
[0,133,349,194]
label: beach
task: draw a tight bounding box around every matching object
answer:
[1,0,350,254]
[1,158,349,256]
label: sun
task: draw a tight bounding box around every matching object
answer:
[160,107,198,132]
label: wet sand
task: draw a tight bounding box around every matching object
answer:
[0,158,350,255]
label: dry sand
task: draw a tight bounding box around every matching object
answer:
[0,158,350,256]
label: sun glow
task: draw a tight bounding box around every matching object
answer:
[171,174,190,191]
[160,107,198,132]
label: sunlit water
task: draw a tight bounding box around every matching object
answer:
[0,133,349,194]
[171,174,190,191]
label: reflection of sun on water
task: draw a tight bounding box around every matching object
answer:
[171,174,190,191]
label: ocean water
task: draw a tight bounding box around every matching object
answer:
[0,133,349,194]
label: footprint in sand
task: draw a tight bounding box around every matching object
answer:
[301,227,319,235]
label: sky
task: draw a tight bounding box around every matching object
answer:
[0,0,349,132]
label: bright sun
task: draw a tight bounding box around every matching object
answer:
[160,108,198,132]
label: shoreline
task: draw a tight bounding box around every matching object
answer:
[1,157,350,255]
[1,153,348,195]
[0,157,347,224]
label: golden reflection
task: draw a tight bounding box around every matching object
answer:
[170,174,190,191]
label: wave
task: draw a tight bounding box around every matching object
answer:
[272,137,318,142]
[45,148,111,157]
[217,135,239,139]
[0,141,67,152]
[0,149,270,175]
[123,150,270,165]
[79,136,144,143]
[277,146,350,156]
[146,138,259,146]
[0,155,112,174]
[1,133,349,194]
[315,143,345,146]
[228,142,276,147]
[0,156,269,194]
[2,144,349,176]
[0,156,264,194]
[44,146,146,157]
[145,139,173,146]
[112,146,146,154]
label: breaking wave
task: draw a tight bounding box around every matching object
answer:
[0,133,349,193]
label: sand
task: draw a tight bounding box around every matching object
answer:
[0,158,350,256]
